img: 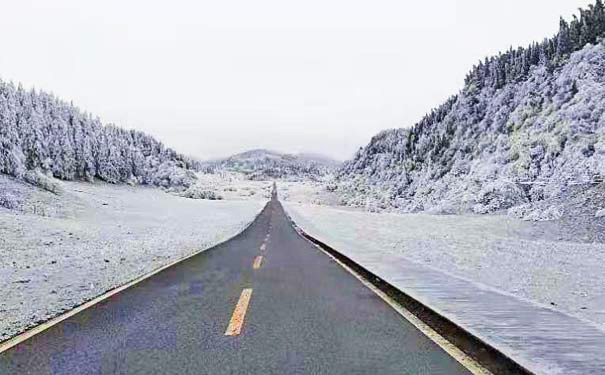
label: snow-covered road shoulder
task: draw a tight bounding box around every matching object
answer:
[0,177,267,342]
[284,202,605,375]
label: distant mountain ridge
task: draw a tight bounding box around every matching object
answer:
[203,149,339,181]
[336,1,605,216]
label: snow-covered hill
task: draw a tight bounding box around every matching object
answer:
[0,80,199,193]
[336,2,605,219]
[203,149,339,181]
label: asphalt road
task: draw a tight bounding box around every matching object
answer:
[0,195,471,375]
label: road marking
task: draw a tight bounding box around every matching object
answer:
[225,289,253,336]
[253,256,263,270]
[0,240,241,354]
[307,241,492,375]
[260,243,266,252]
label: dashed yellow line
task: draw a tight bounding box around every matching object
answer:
[253,256,263,270]
[224,289,253,336]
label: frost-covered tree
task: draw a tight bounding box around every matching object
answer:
[338,1,605,214]
[462,0,605,90]
[0,78,200,189]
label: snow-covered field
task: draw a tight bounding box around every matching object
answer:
[190,172,273,201]
[0,175,267,342]
[277,180,339,205]
[283,202,605,327]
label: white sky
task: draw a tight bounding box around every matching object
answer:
[0,0,594,160]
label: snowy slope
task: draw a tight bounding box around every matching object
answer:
[0,175,266,341]
[337,4,605,216]
[0,80,200,190]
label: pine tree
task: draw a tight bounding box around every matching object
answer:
[0,76,198,188]
[556,17,572,59]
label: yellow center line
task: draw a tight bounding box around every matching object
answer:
[224,289,253,336]
[253,256,263,270]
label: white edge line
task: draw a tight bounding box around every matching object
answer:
[0,207,266,354]
[304,234,493,375]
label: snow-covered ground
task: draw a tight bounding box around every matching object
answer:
[0,175,267,342]
[277,180,339,205]
[283,202,605,327]
[183,172,273,201]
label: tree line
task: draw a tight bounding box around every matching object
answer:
[402,0,605,170]
[466,0,605,90]
[0,79,200,189]
[341,0,605,187]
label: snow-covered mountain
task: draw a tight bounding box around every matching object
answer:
[0,80,199,191]
[336,1,605,217]
[203,149,339,181]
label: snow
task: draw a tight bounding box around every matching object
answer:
[0,175,266,341]
[0,79,199,190]
[191,171,274,201]
[283,202,605,327]
[284,201,605,374]
[277,180,339,206]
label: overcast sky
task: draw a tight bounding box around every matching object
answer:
[0,0,594,160]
